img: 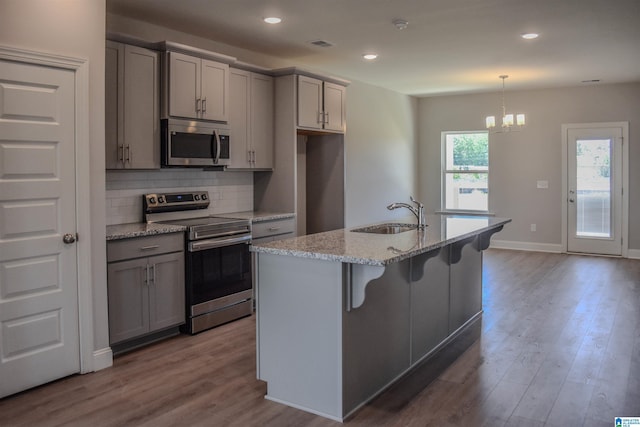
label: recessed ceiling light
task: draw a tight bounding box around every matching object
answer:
[264,17,282,24]
[363,54,378,60]
[521,33,539,40]
[392,19,409,30]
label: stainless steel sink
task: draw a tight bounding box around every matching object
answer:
[351,223,418,234]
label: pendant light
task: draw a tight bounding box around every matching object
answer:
[485,75,525,133]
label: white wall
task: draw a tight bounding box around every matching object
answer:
[418,82,640,250]
[0,0,110,358]
[345,80,418,227]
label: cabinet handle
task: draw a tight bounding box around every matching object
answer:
[125,145,131,163]
[145,264,150,285]
[196,98,201,113]
[118,145,124,163]
[247,150,252,163]
[140,245,160,251]
[252,150,256,164]
[318,111,325,124]
[324,112,329,124]
[268,227,281,232]
[202,97,207,113]
[151,264,156,284]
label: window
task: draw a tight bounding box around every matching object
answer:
[442,131,489,211]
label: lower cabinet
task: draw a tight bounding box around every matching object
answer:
[251,217,296,243]
[107,234,185,346]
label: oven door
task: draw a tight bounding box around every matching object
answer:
[185,235,252,310]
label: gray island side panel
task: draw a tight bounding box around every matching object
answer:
[256,253,345,420]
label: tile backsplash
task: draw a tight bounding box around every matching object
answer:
[106,169,253,225]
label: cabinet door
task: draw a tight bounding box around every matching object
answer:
[229,68,251,168]
[201,59,229,122]
[323,82,346,133]
[169,52,200,119]
[148,252,185,332]
[105,41,124,169]
[107,258,149,344]
[410,249,450,364]
[123,45,160,169]
[449,243,482,334]
[297,75,323,129]
[251,73,274,169]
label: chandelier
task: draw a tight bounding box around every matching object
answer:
[485,75,525,133]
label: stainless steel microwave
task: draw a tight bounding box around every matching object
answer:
[161,119,231,167]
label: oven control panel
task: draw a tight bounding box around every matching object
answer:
[144,191,210,213]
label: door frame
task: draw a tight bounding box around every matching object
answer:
[0,46,95,373]
[561,122,629,257]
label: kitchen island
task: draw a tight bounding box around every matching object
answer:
[251,214,510,422]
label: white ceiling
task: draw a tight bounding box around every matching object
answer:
[107,0,640,97]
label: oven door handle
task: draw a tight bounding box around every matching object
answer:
[188,234,251,252]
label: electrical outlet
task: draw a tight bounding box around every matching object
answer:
[530,224,537,232]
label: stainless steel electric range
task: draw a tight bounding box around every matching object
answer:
[144,191,252,334]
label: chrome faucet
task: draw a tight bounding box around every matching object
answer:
[387,196,426,228]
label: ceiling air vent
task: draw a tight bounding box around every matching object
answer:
[309,40,334,48]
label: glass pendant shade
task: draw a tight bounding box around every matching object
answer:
[485,75,526,133]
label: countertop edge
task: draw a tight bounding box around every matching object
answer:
[251,219,511,266]
[106,224,187,241]
[106,211,295,240]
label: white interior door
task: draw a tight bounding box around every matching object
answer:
[567,126,623,255]
[0,59,80,397]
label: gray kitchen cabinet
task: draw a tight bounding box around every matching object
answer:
[409,248,450,364]
[251,217,295,243]
[229,68,274,169]
[105,41,160,169]
[297,75,346,133]
[107,233,185,345]
[251,216,296,307]
[449,240,482,334]
[168,51,229,122]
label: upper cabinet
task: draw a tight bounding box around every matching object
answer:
[297,75,346,133]
[105,41,160,169]
[168,51,229,122]
[229,68,274,169]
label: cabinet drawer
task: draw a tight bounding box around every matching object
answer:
[252,218,295,239]
[108,233,184,263]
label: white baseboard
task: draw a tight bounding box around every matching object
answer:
[93,347,113,371]
[491,240,640,259]
[490,240,562,253]
[628,249,640,259]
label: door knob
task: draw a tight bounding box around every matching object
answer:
[63,233,76,244]
[569,198,575,203]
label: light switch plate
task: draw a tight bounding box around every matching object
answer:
[537,180,549,189]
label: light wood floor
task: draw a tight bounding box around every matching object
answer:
[1,249,639,426]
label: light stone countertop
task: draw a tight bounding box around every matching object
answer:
[221,211,295,223]
[106,222,187,241]
[106,211,295,240]
[251,214,511,266]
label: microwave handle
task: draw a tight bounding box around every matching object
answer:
[213,131,221,165]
